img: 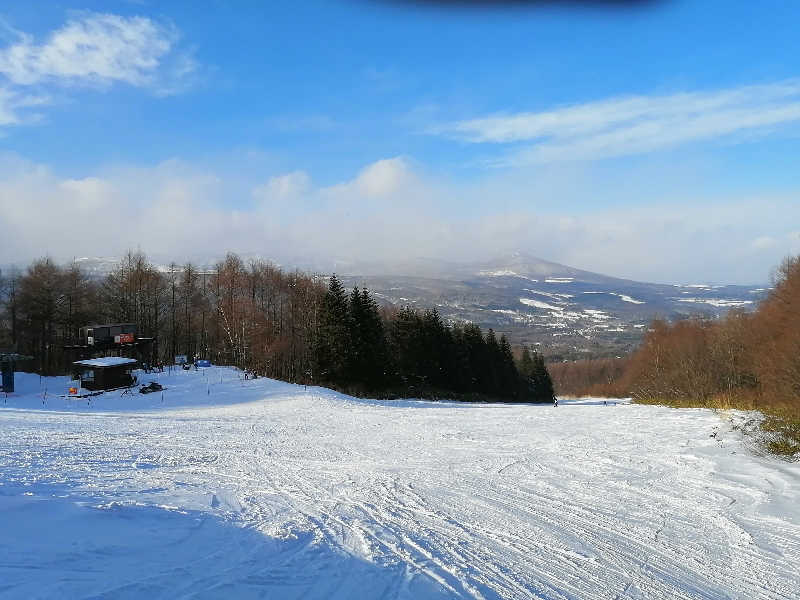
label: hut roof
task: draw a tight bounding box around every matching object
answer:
[73,357,138,368]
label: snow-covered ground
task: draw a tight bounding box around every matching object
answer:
[1,367,799,599]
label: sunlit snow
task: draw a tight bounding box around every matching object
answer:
[1,367,798,599]
[519,297,562,311]
[677,298,754,308]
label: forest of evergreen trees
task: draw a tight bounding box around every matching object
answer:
[315,275,554,401]
[0,252,555,403]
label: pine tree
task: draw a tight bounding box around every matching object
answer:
[421,308,446,388]
[531,351,555,402]
[447,324,472,393]
[498,334,518,399]
[519,345,534,378]
[359,288,389,388]
[484,329,502,395]
[315,275,351,384]
[348,286,364,380]
[462,323,486,393]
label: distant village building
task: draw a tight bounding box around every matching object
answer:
[72,357,138,391]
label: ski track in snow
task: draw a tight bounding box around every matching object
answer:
[1,367,799,599]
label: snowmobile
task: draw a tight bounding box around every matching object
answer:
[139,381,164,394]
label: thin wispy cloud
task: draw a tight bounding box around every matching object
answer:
[0,12,198,128]
[435,80,800,165]
[0,86,48,126]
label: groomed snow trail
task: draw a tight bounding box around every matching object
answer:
[1,368,799,599]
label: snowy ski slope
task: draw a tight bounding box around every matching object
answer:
[1,367,799,599]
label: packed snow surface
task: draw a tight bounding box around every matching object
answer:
[1,367,799,599]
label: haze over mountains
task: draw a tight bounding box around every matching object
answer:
[336,253,767,359]
[59,252,767,361]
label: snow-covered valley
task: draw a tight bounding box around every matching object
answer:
[1,367,798,599]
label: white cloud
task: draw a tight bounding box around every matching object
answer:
[786,231,800,256]
[436,80,800,165]
[350,157,413,197]
[252,171,311,203]
[0,85,48,126]
[750,236,777,250]
[0,157,230,264]
[59,176,115,210]
[0,12,197,129]
[1,154,797,284]
[252,158,420,222]
[0,12,192,90]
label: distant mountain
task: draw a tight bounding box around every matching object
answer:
[71,257,125,277]
[71,256,220,277]
[337,253,768,360]
[43,252,768,360]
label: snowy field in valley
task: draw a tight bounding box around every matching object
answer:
[1,367,799,599]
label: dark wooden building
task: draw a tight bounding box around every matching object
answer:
[64,323,155,369]
[78,323,139,350]
[72,357,138,391]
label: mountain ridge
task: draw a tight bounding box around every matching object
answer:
[5,253,767,360]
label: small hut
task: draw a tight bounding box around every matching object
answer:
[72,357,138,391]
[64,323,155,370]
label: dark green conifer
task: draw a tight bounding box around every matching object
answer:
[519,345,534,378]
[314,274,351,384]
[531,351,555,402]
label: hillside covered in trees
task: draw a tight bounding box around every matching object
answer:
[550,255,800,455]
[0,252,554,403]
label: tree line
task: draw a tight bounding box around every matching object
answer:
[548,255,800,422]
[623,256,799,415]
[315,275,554,401]
[548,357,630,398]
[0,252,555,402]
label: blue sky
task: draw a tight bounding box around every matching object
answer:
[1,0,799,283]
